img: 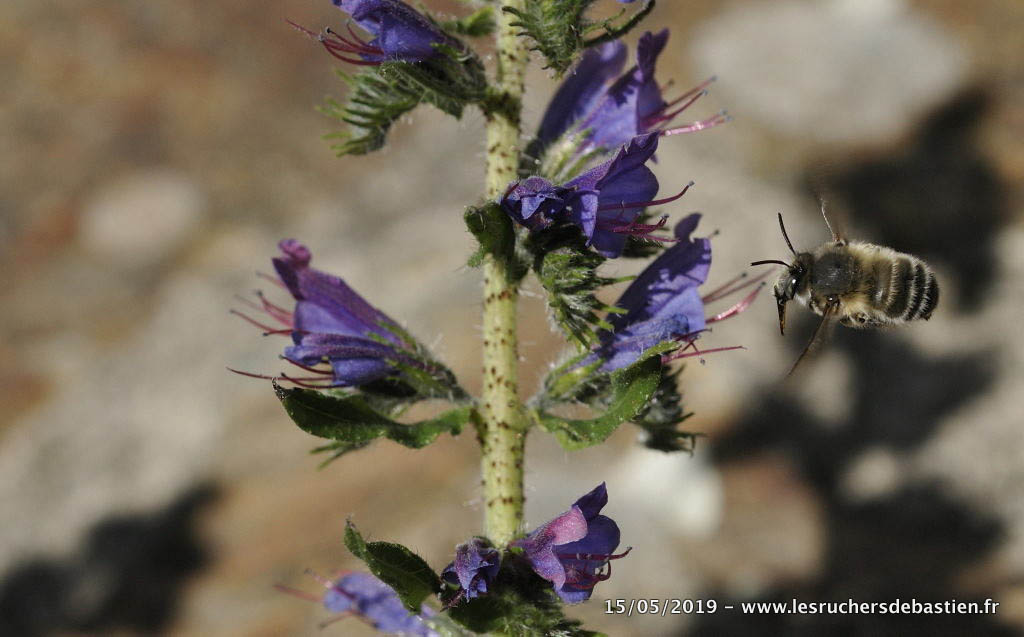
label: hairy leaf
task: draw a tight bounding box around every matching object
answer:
[344,521,440,612]
[275,383,469,459]
[537,354,662,450]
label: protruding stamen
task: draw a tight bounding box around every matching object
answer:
[231,309,291,335]
[305,568,336,590]
[666,76,717,107]
[596,181,694,213]
[286,19,380,65]
[702,269,771,303]
[256,290,294,326]
[706,282,766,323]
[283,357,335,376]
[273,584,322,603]
[603,214,678,242]
[661,111,731,137]
[256,271,286,288]
[663,344,745,363]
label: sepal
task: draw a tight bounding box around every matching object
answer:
[528,227,622,348]
[444,556,598,636]
[504,0,655,74]
[632,367,702,453]
[465,202,530,282]
[344,521,441,613]
[321,46,486,155]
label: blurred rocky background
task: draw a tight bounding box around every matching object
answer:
[1,0,1022,634]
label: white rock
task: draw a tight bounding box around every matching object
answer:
[691,0,968,144]
[79,169,205,267]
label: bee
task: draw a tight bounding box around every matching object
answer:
[752,207,939,375]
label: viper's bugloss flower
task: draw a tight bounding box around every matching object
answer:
[277,571,438,635]
[503,133,692,258]
[593,214,765,371]
[537,30,728,157]
[441,538,501,604]
[232,240,422,387]
[291,0,454,66]
[512,483,629,604]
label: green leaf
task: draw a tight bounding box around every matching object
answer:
[275,383,469,456]
[442,6,496,37]
[344,521,440,612]
[320,43,487,156]
[320,70,420,156]
[538,354,662,449]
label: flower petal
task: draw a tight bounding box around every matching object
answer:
[537,41,628,146]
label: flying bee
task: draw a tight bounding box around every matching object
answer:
[751,208,939,375]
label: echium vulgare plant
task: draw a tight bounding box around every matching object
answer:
[234,0,764,633]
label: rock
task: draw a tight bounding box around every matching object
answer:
[79,169,205,267]
[691,0,968,144]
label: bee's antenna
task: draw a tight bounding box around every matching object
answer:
[819,198,840,242]
[777,212,798,257]
[750,259,789,267]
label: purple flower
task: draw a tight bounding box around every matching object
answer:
[593,214,765,371]
[441,538,501,604]
[511,483,629,604]
[232,240,420,387]
[537,31,727,155]
[503,133,692,258]
[291,0,454,66]
[278,571,438,635]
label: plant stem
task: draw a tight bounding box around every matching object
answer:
[480,0,529,548]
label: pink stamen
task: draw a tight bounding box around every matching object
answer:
[256,291,294,326]
[664,76,717,109]
[324,27,381,57]
[702,269,771,303]
[663,344,745,363]
[256,271,286,288]
[706,282,766,323]
[227,367,278,381]
[345,24,384,55]
[661,111,731,137]
[230,309,291,336]
[305,568,336,590]
[283,357,335,376]
[595,181,694,213]
[274,584,322,603]
[278,373,340,389]
[604,215,678,242]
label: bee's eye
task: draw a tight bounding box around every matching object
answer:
[790,278,797,287]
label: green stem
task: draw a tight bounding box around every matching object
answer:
[480,0,529,548]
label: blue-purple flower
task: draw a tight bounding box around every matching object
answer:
[503,133,692,258]
[441,538,501,604]
[232,240,422,387]
[278,571,438,635]
[511,483,629,604]
[291,0,455,66]
[593,214,765,371]
[537,30,727,156]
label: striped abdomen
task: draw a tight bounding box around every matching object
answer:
[870,252,939,322]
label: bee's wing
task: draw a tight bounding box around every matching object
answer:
[787,297,840,377]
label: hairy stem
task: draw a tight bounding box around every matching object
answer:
[480,0,529,548]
